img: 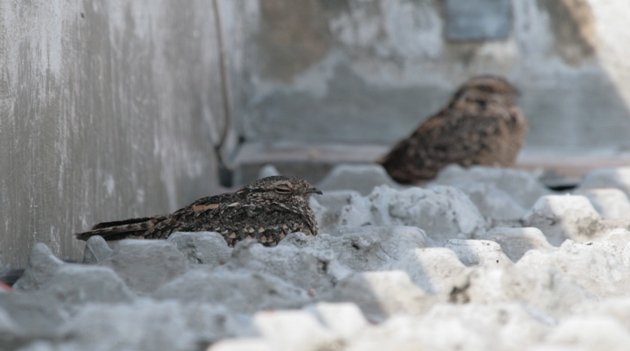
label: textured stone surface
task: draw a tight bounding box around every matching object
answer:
[59,300,250,351]
[226,241,337,292]
[313,185,486,241]
[153,268,309,314]
[310,190,371,231]
[478,227,553,262]
[251,311,340,351]
[81,236,113,264]
[444,239,511,267]
[577,187,630,220]
[305,303,368,339]
[0,293,68,349]
[7,166,630,350]
[431,166,549,222]
[580,167,630,197]
[257,164,281,179]
[13,244,64,292]
[168,232,232,266]
[299,226,428,274]
[101,240,189,294]
[317,164,398,195]
[211,339,274,351]
[321,271,434,322]
[39,264,134,306]
[391,247,468,295]
[522,195,606,246]
[542,317,630,351]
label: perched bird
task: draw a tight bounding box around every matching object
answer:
[75,176,322,246]
[380,75,527,183]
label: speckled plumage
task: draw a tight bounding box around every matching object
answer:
[380,75,527,183]
[75,176,322,246]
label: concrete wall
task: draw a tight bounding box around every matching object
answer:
[0,0,240,266]
[237,0,630,153]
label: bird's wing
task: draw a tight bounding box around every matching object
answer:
[75,191,245,241]
[89,217,156,230]
[416,110,500,161]
[165,192,245,232]
[426,101,526,162]
[175,192,237,215]
[380,110,458,182]
[75,216,164,241]
[381,104,516,183]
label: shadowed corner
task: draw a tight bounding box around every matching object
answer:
[0,268,25,288]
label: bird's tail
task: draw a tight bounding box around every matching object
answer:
[75,216,162,241]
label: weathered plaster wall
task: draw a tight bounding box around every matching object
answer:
[238,0,630,153]
[0,0,237,266]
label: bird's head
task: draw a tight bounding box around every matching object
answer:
[455,75,520,102]
[242,175,322,202]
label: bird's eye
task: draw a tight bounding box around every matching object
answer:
[274,184,292,194]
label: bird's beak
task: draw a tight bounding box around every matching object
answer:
[308,187,323,195]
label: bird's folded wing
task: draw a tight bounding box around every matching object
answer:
[187,193,236,213]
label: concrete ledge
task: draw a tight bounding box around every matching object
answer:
[233,142,630,185]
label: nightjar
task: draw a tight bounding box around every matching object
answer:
[380,75,527,183]
[75,176,322,246]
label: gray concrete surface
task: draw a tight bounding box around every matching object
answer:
[0,0,241,266]
[236,0,630,153]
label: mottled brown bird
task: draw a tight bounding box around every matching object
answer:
[75,176,322,246]
[380,75,527,183]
